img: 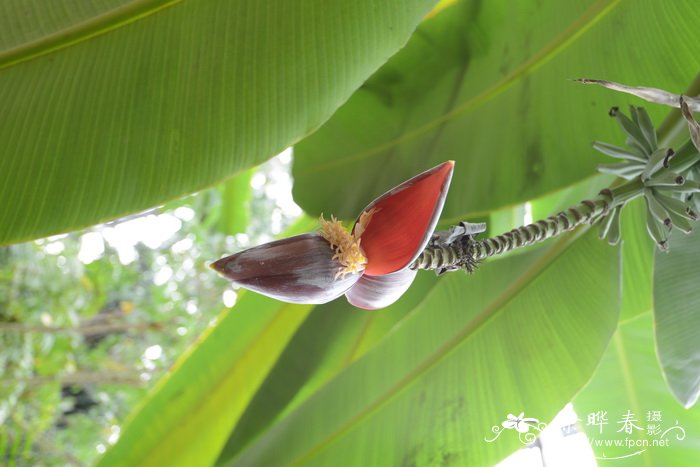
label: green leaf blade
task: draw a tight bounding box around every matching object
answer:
[654,230,700,408]
[215,271,440,464]
[620,198,655,321]
[230,230,620,466]
[292,0,700,222]
[0,0,438,245]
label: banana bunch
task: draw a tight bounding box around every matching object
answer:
[594,106,700,250]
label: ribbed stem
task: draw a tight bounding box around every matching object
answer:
[413,179,644,273]
[471,197,608,260]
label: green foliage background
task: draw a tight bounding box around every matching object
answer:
[2,0,700,465]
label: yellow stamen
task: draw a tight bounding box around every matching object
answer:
[319,214,368,279]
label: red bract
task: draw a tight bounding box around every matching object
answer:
[210,161,454,310]
[356,161,453,275]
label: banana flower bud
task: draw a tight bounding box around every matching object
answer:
[211,161,454,309]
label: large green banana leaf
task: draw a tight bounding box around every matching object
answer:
[215,271,440,464]
[226,230,619,465]
[292,0,700,221]
[0,0,437,245]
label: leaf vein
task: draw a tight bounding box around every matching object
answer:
[0,0,182,70]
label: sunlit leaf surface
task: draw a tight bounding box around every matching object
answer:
[0,0,437,244]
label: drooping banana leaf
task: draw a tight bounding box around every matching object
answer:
[0,0,437,244]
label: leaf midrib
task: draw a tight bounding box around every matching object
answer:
[613,314,654,467]
[299,0,622,177]
[288,230,587,465]
[0,0,182,70]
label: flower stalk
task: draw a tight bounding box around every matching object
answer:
[413,185,622,273]
[414,104,700,275]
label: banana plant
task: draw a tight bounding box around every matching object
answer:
[211,96,700,311]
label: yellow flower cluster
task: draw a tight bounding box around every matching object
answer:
[319,213,369,279]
